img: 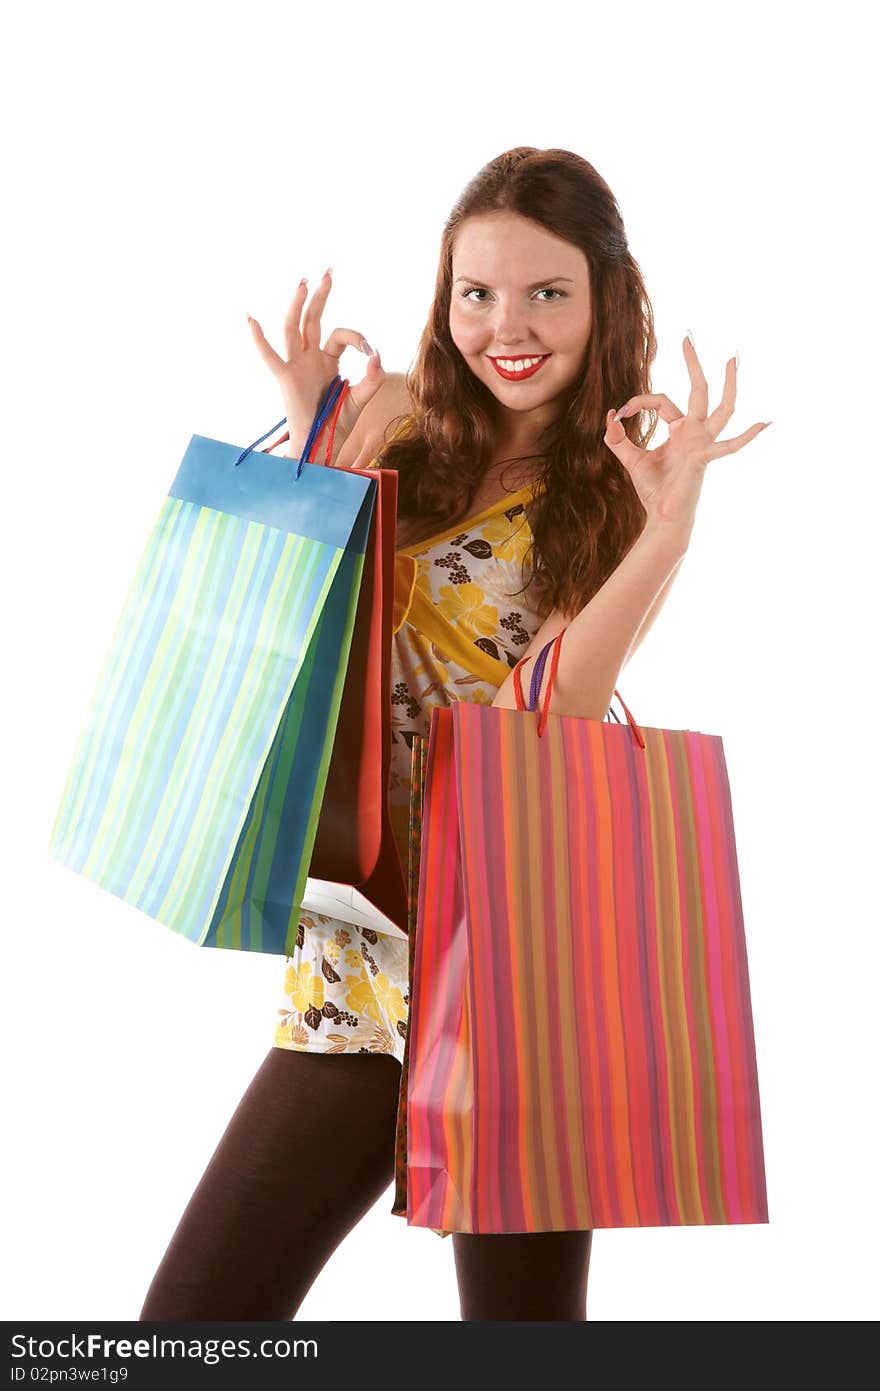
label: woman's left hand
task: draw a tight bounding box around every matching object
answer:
[603,336,770,534]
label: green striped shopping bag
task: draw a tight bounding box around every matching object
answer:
[48,398,383,955]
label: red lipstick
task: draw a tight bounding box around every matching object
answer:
[488,354,551,382]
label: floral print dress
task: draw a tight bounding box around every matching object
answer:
[272,470,549,1065]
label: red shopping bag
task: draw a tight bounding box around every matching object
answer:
[401,628,769,1233]
[262,380,408,936]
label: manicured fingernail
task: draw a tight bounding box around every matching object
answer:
[361,338,373,354]
[613,407,626,422]
[761,421,773,430]
[685,329,694,346]
[734,349,740,369]
[325,266,333,277]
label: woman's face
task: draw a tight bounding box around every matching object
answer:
[448,210,592,445]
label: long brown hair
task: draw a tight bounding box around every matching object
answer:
[377,146,658,620]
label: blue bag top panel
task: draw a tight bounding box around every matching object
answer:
[169,434,376,554]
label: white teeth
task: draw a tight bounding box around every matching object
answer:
[495,355,545,372]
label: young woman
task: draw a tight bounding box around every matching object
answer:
[138,146,767,1323]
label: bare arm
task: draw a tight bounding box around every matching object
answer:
[623,553,685,665]
[492,520,690,718]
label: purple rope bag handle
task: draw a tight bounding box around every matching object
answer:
[525,634,623,722]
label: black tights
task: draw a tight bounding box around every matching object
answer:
[138,1047,592,1321]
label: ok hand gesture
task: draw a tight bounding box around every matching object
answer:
[248,269,385,463]
[603,337,770,533]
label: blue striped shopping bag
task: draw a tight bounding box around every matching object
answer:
[48,380,387,955]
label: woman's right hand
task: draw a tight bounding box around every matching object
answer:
[247,268,385,463]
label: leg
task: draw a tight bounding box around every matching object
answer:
[139,1048,402,1320]
[452,1229,593,1321]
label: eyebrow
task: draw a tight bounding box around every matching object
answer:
[453,275,575,289]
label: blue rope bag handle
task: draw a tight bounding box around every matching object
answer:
[233,376,347,478]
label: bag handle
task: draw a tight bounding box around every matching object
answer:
[233,376,351,477]
[511,627,645,748]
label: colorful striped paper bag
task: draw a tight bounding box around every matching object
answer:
[48,428,379,955]
[404,629,769,1233]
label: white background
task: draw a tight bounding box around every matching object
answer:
[3,0,877,1323]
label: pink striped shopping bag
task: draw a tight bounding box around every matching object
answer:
[404,627,769,1233]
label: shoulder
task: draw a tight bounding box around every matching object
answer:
[336,371,415,470]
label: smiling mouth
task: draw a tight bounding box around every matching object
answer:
[488,354,551,381]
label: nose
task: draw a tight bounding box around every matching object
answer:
[488,298,531,347]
